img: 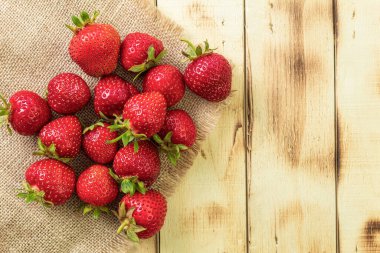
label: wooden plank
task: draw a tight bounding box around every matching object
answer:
[134,237,157,253]
[246,0,336,252]
[156,0,247,252]
[336,1,380,252]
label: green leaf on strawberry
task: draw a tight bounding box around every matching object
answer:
[33,138,72,163]
[181,39,216,61]
[66,10,100,33]
[17,181,54,208]
[82,204,110,219]
[152,132,189,166]
[109,171,147,196]
[0,94,12,135]
[129,46,167,81]
[107,116,148,149]
[113,203,146,242]
[83,121,104,134]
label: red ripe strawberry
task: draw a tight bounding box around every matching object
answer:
[36,116,82,161]
[67,11,120,77]
[108,92,166,146]
[159,109,196,146]
[154,109,196,165]
[94,75,139,118]
[76,165,118,218]
[114,190,167,241]
[111,141,160,195]
[17,159,76,206]
[47,73,91,115]
[0,91,51,135]
[182,40,232,102]
[123,92,167,138]
[142,65,185,107]
[120,32,166,78]
[83,122,118,164]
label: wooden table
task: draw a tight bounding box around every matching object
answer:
[136,0,380,252]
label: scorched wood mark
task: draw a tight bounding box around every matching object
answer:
[360,219,380,251]
[336,110,352,180]
[266,0,307,167]
[232,122,243,147]
[200,149,207,159]
[278,201,304,228]
[206,202,227,227]
[187,1,216,27]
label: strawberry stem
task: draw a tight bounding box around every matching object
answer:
[107,116,148,147]
[16,181,53,207]
[83,121,105,134]
[109,170,147,196]
[33,138,72,163]
[152,133,188,166]
[66,10,100,33]
[82,204,110,219]
[129,46,167,82]
[98,111,114,123]
[114,203,146,242]
[0,94,12,135]
[181,39,216,61]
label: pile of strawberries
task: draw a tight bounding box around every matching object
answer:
[0,11,231,242]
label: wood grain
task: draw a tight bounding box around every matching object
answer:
[246,0,336,252]
[336,1,380,252]
[156,0,247,252]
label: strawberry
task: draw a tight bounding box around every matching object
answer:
[182,40,232,102]
[110,141,160,195]
[47,73,91,115]
[159,109,196,147]
[0,91,51,135]
[120,32,166,79]
[94,75,139,118]
[17,159,76,206]
[35,116,82,162]
[109,92,166,146]
[154,109,196,165]
[83,122,118,164]
[142,65,185,107]
[67,11,120,77]
[114,190,167,241]
[76,165,118,218]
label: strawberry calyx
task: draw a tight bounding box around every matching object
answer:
[16,181,54,208]
[0,94,12,134]
[129,46,167,81]
[109,169,147,196]
[113,202,146,242]
[65,10,100,34]
[98,111,115,123]
[83,121,105,134]
[33,138,72,163]
[82,204,110,219]
[153,132,188,166]
[107,115,148,149]
[181,39,216,61]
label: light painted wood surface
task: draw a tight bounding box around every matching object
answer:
[246,0,336,252]
[157,0,247,253]
[336,1,380,252]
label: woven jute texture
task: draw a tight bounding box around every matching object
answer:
[0,0,222,252]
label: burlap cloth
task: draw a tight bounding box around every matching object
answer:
[0,0,222,252]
